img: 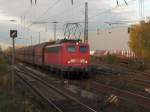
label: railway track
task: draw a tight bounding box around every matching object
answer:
[90,81,150,109]
[16,72,63,112]
[125,70,150,88]
[91,63,150,78]
[14,65,97,112]
[16,63,150,111]
[70,80,150,109]
[92,63,150,92]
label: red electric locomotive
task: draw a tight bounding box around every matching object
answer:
[16,39,90,78]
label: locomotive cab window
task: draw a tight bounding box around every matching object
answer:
[79,46,88,53]
[67,45,76,53]
[46,46,61,53]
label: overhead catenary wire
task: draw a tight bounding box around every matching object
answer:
[32,0,136,33]
[55,0,135,25]
[26,0,139,25]
[116,0,128,6]
[71,0,74,5]
[88,0,135,20]
[21,0,39,25]
[35,0,62,21]
[23,0,141,38]
[41,1,85,21]
[30,0,37,5]
[27,4,84,31]
[124,0,128,5]
[26,0,103,29]
[21,0,62,32]
[51,0,131,23]
[138,0,144,18]
[56,0,135,26]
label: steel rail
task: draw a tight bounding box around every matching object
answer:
[90,81,150,109]
[15,71,64,112]
[15,65,97,112]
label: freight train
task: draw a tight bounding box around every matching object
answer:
[16,39,90,78]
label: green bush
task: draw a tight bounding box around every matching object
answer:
[0,90,14,112]
[0,90,25,112]
[0,64,8,73]
[104,54,118,64]
[0,57,8,74]
[90,55,96,63]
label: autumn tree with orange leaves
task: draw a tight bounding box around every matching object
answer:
[129,21,150,61]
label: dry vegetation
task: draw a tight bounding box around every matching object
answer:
[0,54,26,112]
[129,21,150,67]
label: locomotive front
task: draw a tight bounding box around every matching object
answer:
[44,39,90,77]
[62,41,90,73]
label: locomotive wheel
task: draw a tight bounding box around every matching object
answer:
[62,71,67,78]
[82,72,88,79]
[72,72,76,79]
[67,72,70,79]
[61,71,64,77]
[56,69,61,75]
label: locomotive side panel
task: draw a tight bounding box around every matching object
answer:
[26,46,34,64]
[34,47,43,65]
[44,45,62,66]
[16,39,90,77]
[34,42,51,66]
[24,47,29,63]
[16,48,25,61]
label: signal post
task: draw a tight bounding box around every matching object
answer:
[10,30,17,91]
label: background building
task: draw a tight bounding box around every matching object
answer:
[88,26,130,51]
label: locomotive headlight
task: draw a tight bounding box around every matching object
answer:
[67,59,88,64]
[80,59,88,64]
[67,59,76,64]
[67,61,71,64]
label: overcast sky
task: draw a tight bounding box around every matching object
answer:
[0,0,150,49]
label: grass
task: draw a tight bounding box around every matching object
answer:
[0,55,25,112]
[90,54,118,64]
[0,56,8,75]
[95,75,144,95]
[0,89,25,112]
[104,54,118,64]
[90,55,100,63]
[0,55,9,88]
[0,55,65,112]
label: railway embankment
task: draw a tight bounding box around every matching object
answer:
[0,55,36,112]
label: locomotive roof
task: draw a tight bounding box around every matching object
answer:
[55,39,82,44]
[19,39,82,50]
[35,39,82,46]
